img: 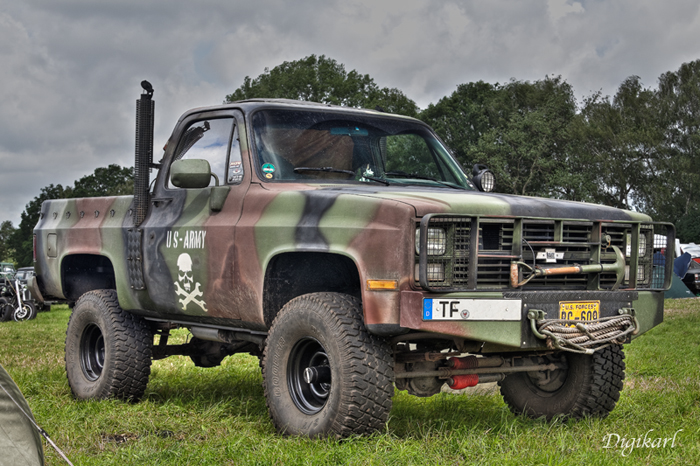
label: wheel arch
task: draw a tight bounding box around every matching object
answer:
[61,254,117,302]
[262,251,361,328]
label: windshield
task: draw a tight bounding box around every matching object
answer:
[251,109,473,189]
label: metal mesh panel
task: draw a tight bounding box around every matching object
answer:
[646,224,674,290]
[126,228,145,290]
[419,216,471,289]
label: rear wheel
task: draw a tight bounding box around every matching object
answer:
[262,292,394,437]
[65,290,152,401]
[0,298,12,322]
[499,345,625,419]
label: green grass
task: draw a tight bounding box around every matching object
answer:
[1,300,698,465]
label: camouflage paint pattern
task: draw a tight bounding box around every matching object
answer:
[33,100,669,349]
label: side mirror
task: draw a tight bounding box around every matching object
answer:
[170,159,212,189]
[471,164,495,192]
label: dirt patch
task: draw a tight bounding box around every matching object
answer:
[624,376,689,393]
[664,298,700,317]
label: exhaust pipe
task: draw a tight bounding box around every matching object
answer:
[134,80,154,226]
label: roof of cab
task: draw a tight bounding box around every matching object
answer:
[179,98,420,122]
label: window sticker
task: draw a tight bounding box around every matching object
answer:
[228,161,243,183]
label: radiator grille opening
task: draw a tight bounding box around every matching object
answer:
[416,216,672,292]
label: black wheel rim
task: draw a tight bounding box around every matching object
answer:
[288,337,331,415]
[526,354,569,392]
[80,324,105,381]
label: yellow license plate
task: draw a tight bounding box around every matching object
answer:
[559,301,600,322]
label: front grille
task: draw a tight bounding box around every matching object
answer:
[417,215,673,292]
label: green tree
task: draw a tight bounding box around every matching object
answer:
[225,55,419,117]
[9,165,134,267]
[420,80,499,165]
[654,60,700,241]
[422,76,580,198]
[0,220,16,263]
[575,76,663,210]
[72,165,134,198]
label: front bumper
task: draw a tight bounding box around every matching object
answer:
[399,289,664,352]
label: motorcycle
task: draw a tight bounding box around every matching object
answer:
[0,277,37,322]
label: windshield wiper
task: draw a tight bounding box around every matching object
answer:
[294,167,391,186]
[359,175,390,186]
[384,171,466,190]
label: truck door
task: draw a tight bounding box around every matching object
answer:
[140,109,248,320]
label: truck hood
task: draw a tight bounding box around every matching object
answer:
[318,185,650,222]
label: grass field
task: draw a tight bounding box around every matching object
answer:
[0,300,698,465]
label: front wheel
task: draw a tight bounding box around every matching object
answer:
[499,345,625,419]
[65,290,152,401]
[13,301,37,321]
[262,293,394,437]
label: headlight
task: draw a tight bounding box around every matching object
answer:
[415,228,447,255]
[471,164,495,192]
[625,265,646,282]
[414,263,446,282]
[638,233,647,257]
[626,233,648,257]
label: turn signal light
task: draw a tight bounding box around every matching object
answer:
[366,279,398,291]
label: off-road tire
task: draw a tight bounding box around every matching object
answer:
[65,290,152,401]
[499,345,625,419]
[262,292,394,437]
[13,301,37,321]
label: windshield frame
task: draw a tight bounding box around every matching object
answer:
[248,106,474,190]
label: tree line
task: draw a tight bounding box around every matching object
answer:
[227,55,700,238]
[2,55,699,266]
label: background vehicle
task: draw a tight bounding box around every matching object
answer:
[682,259,700,294]
[680,243,700,263]
[30,82,674,438]
[0,263,15,291]
[14,267,49,311]
[1,276,37,322]
[14,267,33,285]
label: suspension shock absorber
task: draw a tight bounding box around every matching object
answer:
[445,356,506,389]
[446,356,479,389]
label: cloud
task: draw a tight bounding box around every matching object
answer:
[0,0,699,228]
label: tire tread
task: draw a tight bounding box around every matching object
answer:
[263,292,394,437]
[499,345,625,420]
[66,289,152,401]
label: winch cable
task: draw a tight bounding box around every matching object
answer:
[0,378,74,466]
[529,314,639,355]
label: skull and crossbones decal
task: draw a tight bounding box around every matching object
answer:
[174,253,207,311]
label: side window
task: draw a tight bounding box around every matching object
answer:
[169,118,238,188]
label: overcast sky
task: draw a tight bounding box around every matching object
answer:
[1,0,699,228]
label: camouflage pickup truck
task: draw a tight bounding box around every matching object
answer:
[30,82,674,438]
